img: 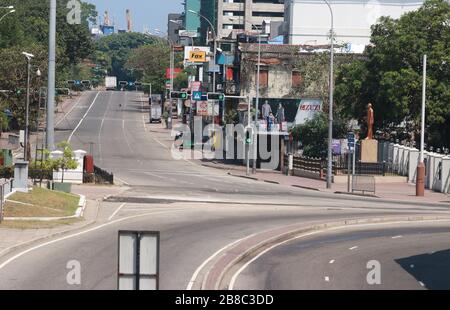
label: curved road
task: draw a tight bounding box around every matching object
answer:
[1,91,449,290]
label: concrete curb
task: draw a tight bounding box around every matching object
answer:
[196,215,450,290]
[226,172,450,208]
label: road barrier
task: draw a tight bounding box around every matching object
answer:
[0,179,14,223]
[94,165,114,184]
[352,175,376,195]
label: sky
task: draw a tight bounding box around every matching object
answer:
[85,0,183,33]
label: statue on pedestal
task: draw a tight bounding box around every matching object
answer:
[366,103,374,140]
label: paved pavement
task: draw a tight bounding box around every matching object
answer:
[202,161,450,205]
[1,90,450,290]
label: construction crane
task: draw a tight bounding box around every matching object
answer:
[126,9,132,32]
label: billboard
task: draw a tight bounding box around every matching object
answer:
[184,46,211,63]
[294,99,323,125]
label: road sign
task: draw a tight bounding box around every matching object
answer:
[347,132,356,150]
[118,231,160,290]
[191,81,201,92]
[192,91,202,101]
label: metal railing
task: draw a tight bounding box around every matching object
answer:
[94,165,114,184]
[0,179,13,223]
[352,175,376,195]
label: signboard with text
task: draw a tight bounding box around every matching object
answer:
[189,51,207,63]
[294,99,323,125]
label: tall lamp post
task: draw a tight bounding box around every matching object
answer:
[22,52,35,162]
[416,54,427,196]
[187,9,217,92]
[188,10,218,142]
[324,0,335,189]
[47,0,56,150]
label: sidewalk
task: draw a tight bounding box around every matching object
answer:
[202,160,450,206]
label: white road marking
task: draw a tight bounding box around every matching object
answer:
[186,233,257,290]
[114,176,130,186]
[108,203,126,221]
[349,246,358,250]
[68,91,101,143]
[227,219,450,290]
[0,209,184,271]
[122,119,133,152]
[55,92,86,127]
[324,276,330,282]
[419,281,425,287]
[391,235,403,239]
[329,259,335,264]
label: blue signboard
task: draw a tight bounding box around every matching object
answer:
[192,91,202,101]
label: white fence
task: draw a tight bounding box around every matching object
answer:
[0,179,14,222]
[383,143,450,194]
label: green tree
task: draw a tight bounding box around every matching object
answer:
[335,0,450,147]
[52,141,78,183]
[125,44,171,94]
[290,113,348,158]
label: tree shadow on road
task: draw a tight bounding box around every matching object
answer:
[395,249,450,289]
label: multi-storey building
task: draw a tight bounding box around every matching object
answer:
[217,0,285,39]
[167,13,183,45]
[283,0,425,52]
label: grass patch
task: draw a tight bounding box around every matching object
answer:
[4,187,80,218]
[0,218,82,229]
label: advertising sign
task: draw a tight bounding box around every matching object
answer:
[189,51,206,63]
[197,101,209,116]
[184,46,210,63]
[332,139,341,155]
[294,99,323,125]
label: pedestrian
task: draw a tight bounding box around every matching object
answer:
[276,103,285,124]
[262,100,272,119]
[267,112,275,132]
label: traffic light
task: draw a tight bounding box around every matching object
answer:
[245,127,253,144]
[207,92,225,101]
[170,91,188,99]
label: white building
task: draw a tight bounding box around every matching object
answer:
[284,0,424,52]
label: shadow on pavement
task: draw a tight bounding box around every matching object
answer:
[396,249,450,289]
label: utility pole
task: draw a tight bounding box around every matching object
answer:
[325,0,334,189]
[416,54,427,196]
[46,0,57,150]
[24,55,32,161]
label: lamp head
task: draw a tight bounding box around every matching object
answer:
[22,52,35,60]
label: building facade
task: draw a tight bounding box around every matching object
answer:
[217,0,285,39]
[168,13,183,45]
[184,0,202,37]
[283,0,425,52]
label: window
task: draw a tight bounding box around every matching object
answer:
[259,69,268,88]
[292,71,302,88]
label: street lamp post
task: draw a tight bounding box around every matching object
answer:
[187,10,217,92]
[47,0,56,150]
[416,54,427,196]
[324,0,335,189]
[188,10,218,146]
[22,52,35,162]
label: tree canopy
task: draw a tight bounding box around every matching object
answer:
[335,0,450,147]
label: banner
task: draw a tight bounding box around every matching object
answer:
[294,99,323,125]
[189,51,206,62]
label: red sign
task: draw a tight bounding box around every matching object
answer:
[191,81,202,92]
[166,68,182,79]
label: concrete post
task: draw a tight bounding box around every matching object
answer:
[14,160,29,193]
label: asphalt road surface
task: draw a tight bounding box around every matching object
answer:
[1,91,449,290]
